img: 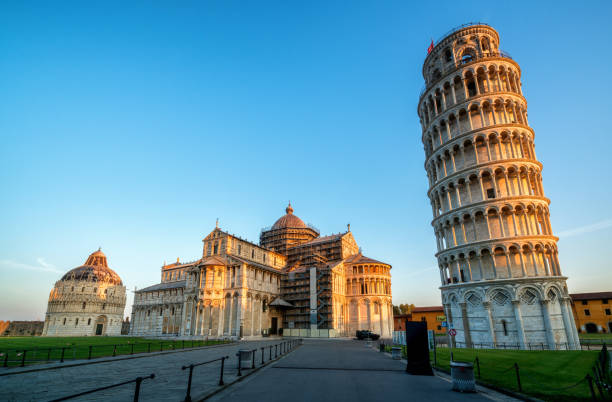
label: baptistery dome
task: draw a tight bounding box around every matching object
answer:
[42,249,126,336]
[60,249,123,285]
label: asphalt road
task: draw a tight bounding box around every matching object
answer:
[208,339,513,402]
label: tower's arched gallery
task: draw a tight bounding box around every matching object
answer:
[418,24,580,349]
[130,204,393,338]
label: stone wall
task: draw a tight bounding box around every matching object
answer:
[1,321,44,336]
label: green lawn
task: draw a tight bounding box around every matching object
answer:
[0,337,229,367]
[430,347,600,401]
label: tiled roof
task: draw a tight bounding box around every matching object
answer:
[162,260,198,270]
[412,306,444,313]
[297,233,345,247]
[230,255,282,273]
[60,249,123,286]
[271,203,308,230]
[269,298,294,308]
[570,292,612,300]
[344,252,389,266]
[135,281,186,293]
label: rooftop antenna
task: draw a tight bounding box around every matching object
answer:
[347,223,351,232]
[216,218,219,228]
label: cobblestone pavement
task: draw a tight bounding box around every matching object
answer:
[0,339,294,401]
[209,339,518,402]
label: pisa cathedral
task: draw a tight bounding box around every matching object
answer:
[419,24,580,349]
[130,204,393,339]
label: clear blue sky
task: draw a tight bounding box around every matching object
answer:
[2,1,611,320]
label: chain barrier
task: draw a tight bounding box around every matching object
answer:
[471,357,603,399]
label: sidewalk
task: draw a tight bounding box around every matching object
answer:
[0,340,292,401]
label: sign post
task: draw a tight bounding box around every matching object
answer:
[448,328,456,362]
[428,329,437,367]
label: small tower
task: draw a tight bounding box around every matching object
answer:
[418,24,579,350]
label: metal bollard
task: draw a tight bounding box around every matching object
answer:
[237,352,242,377]
[219,357,225,386]
[183,364,194,402]
[586,374,596,401]
[60,347,65,363]
[113,345,117,357]
[514,363,522,392]
[3,352,8,367]
[47,348,51,362]
[261,347,264,364]
[131,343,134,355]
[88,345,93,360]
[475,357,481,379]
[275,344,278,358]
[21,350,26,367]
[269,346,272,360]
[134,376,144,402]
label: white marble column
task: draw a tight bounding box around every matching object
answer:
[560,297,579,349]
[540,300,556,349]
[512,300,527,349]
[483,302,497,346]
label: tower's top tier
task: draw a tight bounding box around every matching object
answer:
[421,23,513,90]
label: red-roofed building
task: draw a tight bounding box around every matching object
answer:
[394,306,445,334]
[570,292,612,333]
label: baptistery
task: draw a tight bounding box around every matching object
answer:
[42,249,126,336]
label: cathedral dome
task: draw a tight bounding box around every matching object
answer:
[60,249,123,286]
[271,203,307,229]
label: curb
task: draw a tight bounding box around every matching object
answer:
[195,343,303,401]
[431,366,541,402]
[0,341,236,377]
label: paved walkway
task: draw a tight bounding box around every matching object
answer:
[0,340,291,401]
[1,339,517,401]
[209,339,516,402]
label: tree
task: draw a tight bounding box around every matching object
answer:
[392,304,415,315]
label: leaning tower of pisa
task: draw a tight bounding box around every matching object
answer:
[418,24,580,350]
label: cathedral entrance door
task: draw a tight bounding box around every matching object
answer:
[95,324,103,335]
[271,317,278,335]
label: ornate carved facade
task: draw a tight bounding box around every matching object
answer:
[130,204,393,338]
[419,24,580,349]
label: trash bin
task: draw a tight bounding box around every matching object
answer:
[450,361,476,392]
[391,347,402,360]
[237,350,253,369]
[379,343,385,352]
